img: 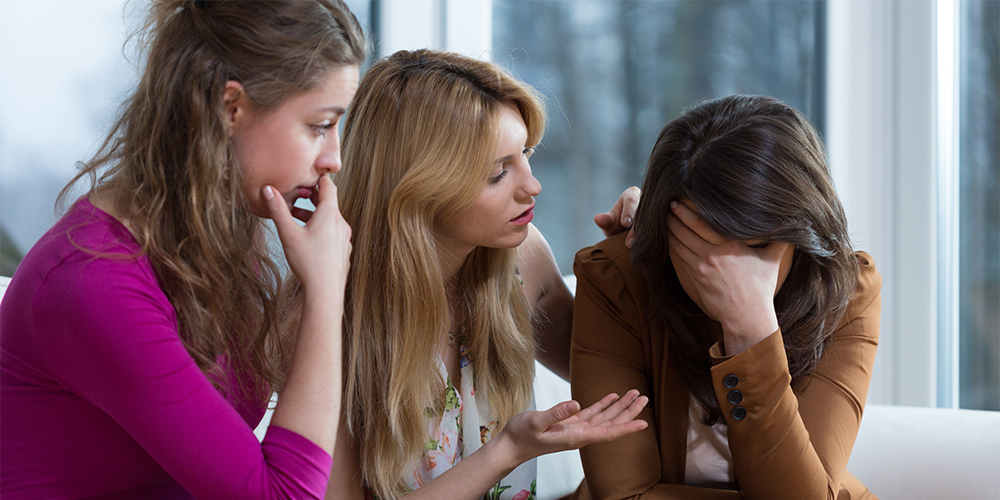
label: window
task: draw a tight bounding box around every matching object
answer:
[957,0,999,411]
[493,0,826,273]
[0,0,374,277]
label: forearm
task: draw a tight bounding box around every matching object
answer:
[325,413,365,500]
[270,290,343,455]
[401,431,521,500]
[711,329,869,500]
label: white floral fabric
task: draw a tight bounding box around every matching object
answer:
[403,343,537,500]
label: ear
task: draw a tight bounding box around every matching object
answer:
[223,80,248,136]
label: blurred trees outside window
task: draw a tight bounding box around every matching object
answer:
[958,0,999,411]
[493,0,825,273]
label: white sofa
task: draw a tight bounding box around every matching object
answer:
[530,362,1000,500]
[2,275,997,499]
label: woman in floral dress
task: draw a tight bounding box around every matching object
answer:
[316,49,649,500]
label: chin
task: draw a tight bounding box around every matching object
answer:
[503,231,531,249]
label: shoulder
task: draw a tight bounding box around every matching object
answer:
[573,233,646,297]
[25,202,174,341]
[516,224,562,302]
[852,251,882,304]
[517,223,551,265]
[832,251,882,334]
[846,251,882,317]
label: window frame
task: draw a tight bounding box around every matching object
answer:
[395,0,989,410]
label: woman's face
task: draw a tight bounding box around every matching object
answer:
[668,198,796,321]
[438,103,541,253]
[229,65,360,218]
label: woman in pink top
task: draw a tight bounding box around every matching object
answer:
[1,1,364,498]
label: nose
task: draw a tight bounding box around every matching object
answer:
[315,130,343,174]
[517,163,542,200]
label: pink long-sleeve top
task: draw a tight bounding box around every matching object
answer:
[1,198,332,499]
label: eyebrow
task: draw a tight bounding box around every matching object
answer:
[320,106,347,115]
[493,154,515,165]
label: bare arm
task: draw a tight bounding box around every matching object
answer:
[325,412,365,500]
[330,392,649,500]
[517,224,574,380]
[265,175,350,454]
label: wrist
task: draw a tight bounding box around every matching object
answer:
[720,306,778,355]
[301,282,344,311]
[488,427,527,475]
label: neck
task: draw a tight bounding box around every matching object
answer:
[436,235,475,292]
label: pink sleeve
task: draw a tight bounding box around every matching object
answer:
[32,254,332,499]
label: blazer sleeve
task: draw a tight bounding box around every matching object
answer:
[708,252,882,500]
[571,241,742,500]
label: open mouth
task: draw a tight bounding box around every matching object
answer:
[510,206,534,225]
[296,186,315,200]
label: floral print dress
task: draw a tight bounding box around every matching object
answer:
[402,343,537,500]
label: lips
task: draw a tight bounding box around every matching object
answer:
[510,205,534,225]
[296,186,314,199]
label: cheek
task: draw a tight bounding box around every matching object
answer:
[668,246,704,312]
[773,245,796,295]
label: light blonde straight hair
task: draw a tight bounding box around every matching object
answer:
[338,49,545,499]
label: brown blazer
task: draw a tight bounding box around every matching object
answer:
[569,233,881,500]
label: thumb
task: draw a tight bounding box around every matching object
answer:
[540,400,581,427]
[262,185,298,243]
[762,242,793,263]
[594,212,616,231]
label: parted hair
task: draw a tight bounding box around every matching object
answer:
[631,95,858,425]
[337,49,544,499]
[59,0,365,402]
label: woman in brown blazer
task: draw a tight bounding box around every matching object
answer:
[570,95,882,500]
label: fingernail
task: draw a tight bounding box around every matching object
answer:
[670,201,679,210]
[262,186,275,200]
[623,216,633,227]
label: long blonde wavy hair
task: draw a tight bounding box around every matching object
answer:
[58,0,365,402]
[338,49,545,499]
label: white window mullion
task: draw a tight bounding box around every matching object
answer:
[376,0,491,59]
[377,0,442,57]
[826,0,897,406]
[444,0,492,59]
[935,0,961,409]
[892,0,939,408]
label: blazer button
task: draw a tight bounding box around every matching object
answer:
[727,389,743,405]
[732,406,747,421]
[723,374,739,388]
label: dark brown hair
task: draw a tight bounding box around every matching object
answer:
[59,0,365,403]
[631,94,858,424]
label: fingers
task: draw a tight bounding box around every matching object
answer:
[670,201,724,245]
[311,175,340,213]
[762,241,793,263]
[666,213,707,263]
[590,418,649,443]
[619,186,640,227]
[594,186,640,237]
[666,228,699,270]
[609,392,648,426]
[593,212,616,233]
[539,400,582,429]
[625,227,636,248]
[291,206,314,223]
[574,392,619,421]
[583,390,643,427]
[263,185,298,243]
